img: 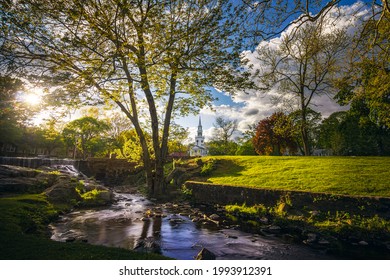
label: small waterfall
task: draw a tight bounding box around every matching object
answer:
[0,156,77,169]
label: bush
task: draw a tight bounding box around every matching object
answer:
[200,160,215,176]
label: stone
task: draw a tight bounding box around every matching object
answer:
[359,241,369,246]
[44,179,81,204]
[95,189,114,205]
[169,218,184,226]
[226,235,238,239]
[303,233,318,244]
[179,212,190,217]
[195,248,216,260]
[209,214,220,221]
[267,225,281,232]
[318,238,331,245]
[191,217,200,223]
[65,237,76,243]
[259,217,269,224]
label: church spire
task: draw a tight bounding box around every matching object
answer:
[197,116,203,136]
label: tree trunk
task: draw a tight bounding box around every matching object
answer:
[300,110,310,156]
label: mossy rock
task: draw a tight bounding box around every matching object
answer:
[44,178,81,204]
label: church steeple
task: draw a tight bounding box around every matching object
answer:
[197,116,203,137]
[191,115,207,156]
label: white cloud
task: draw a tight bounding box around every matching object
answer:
[186,2,369,143]
[233,2,369,129]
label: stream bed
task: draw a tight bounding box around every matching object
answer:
[50,192,333,260]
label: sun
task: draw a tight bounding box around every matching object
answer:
[24,93,41,106]
[23,88,43,107]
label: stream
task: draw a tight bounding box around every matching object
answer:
[50,192,333,260]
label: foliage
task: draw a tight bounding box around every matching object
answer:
[289,109,322,154]
[253,112,297,155]
[225,203,267,216]
[199,156,390,197]
[200,158,216,176]
[235,139,257,155]
[212,117,238,143]
[335,13,390,127]
[62,116,109,159]
[207,140,239,156]
[167,123,190,155]
[0,0,252,196]
[208,116,239,155]
[318,110,390,155]
[114,129,153,164]
[0,76,29,151]
[252,15,349,155]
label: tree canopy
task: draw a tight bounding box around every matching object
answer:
[1,0,252,196]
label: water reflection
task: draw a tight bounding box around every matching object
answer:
[50,193,331,260]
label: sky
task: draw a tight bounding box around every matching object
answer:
[21,0,373,144]
[180,0,372,143]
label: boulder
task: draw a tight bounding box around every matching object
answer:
[195,248,216,260]
[209,214,220,221]
[44,178,81,204]
[0,165,39,178]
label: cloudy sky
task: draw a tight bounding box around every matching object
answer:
[180,0,371,143]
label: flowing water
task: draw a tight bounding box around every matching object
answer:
[50,192,332,260]
[0,157,334,259]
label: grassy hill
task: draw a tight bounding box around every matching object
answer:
[199,156,390,197]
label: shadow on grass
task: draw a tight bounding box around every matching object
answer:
[209,159,246,178]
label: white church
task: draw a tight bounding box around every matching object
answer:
[189,117,208,157]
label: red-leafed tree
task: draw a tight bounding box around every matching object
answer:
[253,112,297,156]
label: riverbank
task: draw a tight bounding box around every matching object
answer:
[0,165,170,260]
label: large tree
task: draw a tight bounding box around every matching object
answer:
[252,13,348,155]
[1,0,250,196]
[335,8,390,128]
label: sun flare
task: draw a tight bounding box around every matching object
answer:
[23,88,44,107]
[24,94,41,106]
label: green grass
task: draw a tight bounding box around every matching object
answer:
[200,156,390,197]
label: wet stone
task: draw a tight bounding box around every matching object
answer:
[318,238,330,245]
[226,235,238,239]
[259,217,269,224]
[169,218,185,226]
[209,214,220,221]
[195,248,216,260]
[268,225,282,232]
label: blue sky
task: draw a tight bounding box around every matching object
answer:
[179,0,372,143]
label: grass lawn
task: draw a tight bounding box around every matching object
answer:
[201,156,390,197]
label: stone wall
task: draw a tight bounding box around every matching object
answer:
[184,181,390,219]
[77,158,141,184]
